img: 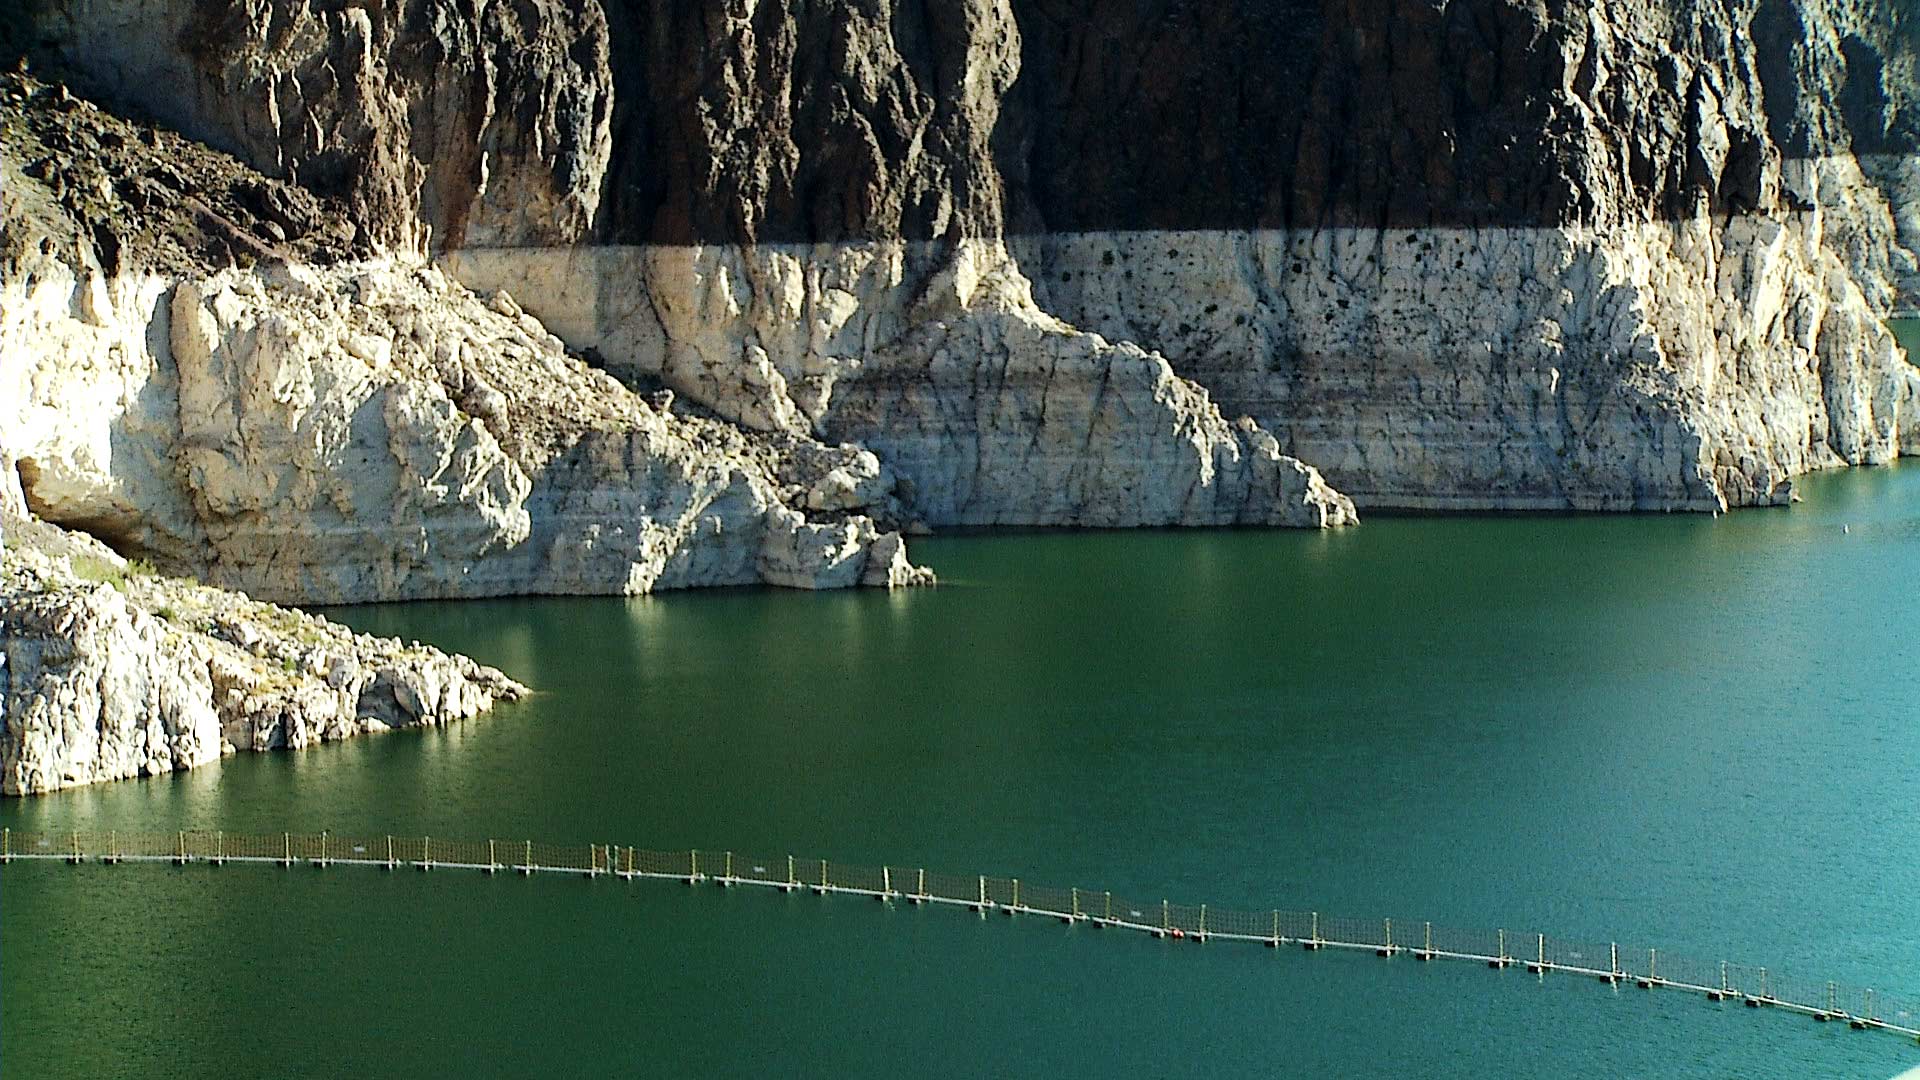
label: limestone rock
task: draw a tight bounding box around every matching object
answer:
[1022,216,1920,511]
[0,526,527,795]
[859,532,934,589]
[1,256,932,602]
[445,240,1360,529]
[1,63,931,606]
[829,246,1359,528]
[0,571,222,794]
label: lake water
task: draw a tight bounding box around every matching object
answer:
[6,367,1920,1076]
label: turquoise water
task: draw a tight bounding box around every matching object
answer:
[6,461,1920,1077]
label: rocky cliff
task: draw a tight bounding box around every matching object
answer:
[0,59,926,793]
[23,0,1905,518]
[0,67,936,602]
[7,0,1920,553]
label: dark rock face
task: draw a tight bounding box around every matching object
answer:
[181,0,614,251]
[1002,0,1594,232]
[597,0,1019,245]
[16,0,1918,246]
[1758,0,1919,158]
[596,0,1920,240]
[18,0,614,252]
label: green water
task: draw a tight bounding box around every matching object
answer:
[8,462,1920,1077]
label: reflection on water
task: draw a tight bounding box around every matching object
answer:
[5,459,1920,1079]
[1893,318,1919,363]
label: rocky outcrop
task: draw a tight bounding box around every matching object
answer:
[0,65,370,275]
[827,257,1358,528]
[1021,213,1918,512]
[442,239,1357,528]
[0,518,527,795]
[1,69,932,603]
[1,251,935,602]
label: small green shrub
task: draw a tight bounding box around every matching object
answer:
[70,555,127,590]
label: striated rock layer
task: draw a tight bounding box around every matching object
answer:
[1022,215,1920,511]
[443,214,1917,515]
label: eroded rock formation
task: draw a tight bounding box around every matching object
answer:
[7,0,1920,553]
[131,0,1905,515]
[0,515,526,796]
[1,69,933,603]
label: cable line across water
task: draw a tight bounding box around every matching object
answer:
[5,827,1915,1048]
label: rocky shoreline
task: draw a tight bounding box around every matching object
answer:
[0,512,526,795]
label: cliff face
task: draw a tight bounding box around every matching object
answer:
[7,0,1920,554]
[466,0,1920,512]
[26,0,614,252]
[1,68,936,603]
[994,1,1920,506]
[600,0,1019,246]
[59,0,1905,249]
